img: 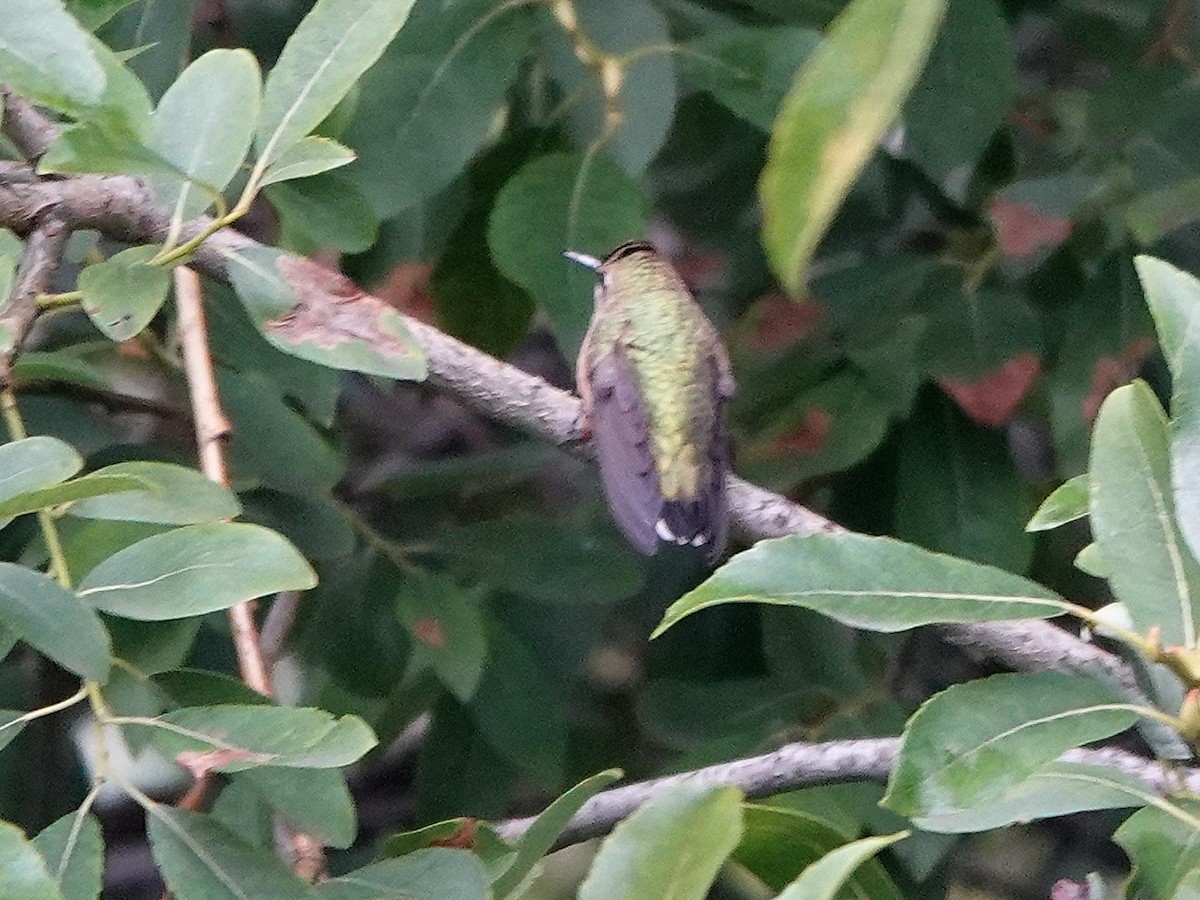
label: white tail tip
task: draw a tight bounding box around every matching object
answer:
[564,250,602,270]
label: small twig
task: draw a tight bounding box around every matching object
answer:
[259,591,301,673]
[0,88,58,160]
[494,738,1200,850]
[0,213,70,386]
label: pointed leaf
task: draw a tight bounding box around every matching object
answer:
[653,533,1070,638]
[0,563,110,682]
[316,849,489,900]
[760,0,947,293]
[1027,474,1089,532]
[0,819,64,900]
[1115,798,1200,900]
[0,436,82,502]
[78,246,170,341]
[259,136,355,188]
[1090,381,1200,648]
[775,832,908,900]
[147,806,314,900]
[0,0,104,113]
[578,784,743,900]
[395,573,487,701]
[488,152,649,359]
[883,672,1140,818]
[68,461,241,524]
[149,49,262,220]
[0,473,147,520]
[33,810,103,900]
[236,768,356,848]
[77,523,316,620]
[255,0,418,169]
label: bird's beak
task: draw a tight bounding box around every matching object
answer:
[563,250,602,270]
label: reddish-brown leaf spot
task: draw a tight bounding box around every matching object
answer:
[938,352,1042,427]
[176,748,271,778]
[270,256,422,358]
[769,408,833,456]
[374,261,436,323]
[411,616,446,648]
[743,295,825,352]
[430,819,478,850]
[989,200,1072,259]
[1082,336,1155,423]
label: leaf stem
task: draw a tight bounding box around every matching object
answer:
[36,290,82,309]
[0,685,87,739]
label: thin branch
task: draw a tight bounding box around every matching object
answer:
[494,738,1200,851]
[259,591,302,673]
[0,88,58,160]
[0,212,70,386]
[0,113,1151,712]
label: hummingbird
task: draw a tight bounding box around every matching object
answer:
[565,240,735,564]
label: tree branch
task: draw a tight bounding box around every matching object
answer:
[0,211,69,384]
[494,737,1200,850]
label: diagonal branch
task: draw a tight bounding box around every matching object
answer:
[0,211,69,385]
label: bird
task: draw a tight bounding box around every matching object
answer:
[565,240,734,564]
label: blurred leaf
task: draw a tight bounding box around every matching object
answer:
[734,805,901,897]
[1114,798,1200,900]
[988,175,1102,263]
[103,0,196,101]
[1090,381,1200,649]
[1126,176,1200,244]
[259,136,355,187]
[148,49,261,220]
[0,819,63,900]
[775,831,908,900]
[147,806,314,900]
[0,473,147,521]
[654,533,1069,637]
[921,279,1040,380]
[760,0,946,293]
[492,769,623,898]
[883,672,1139,818]
[33,810,103,900]
[0,437,83,502]
[416,696,518,822]
[141,705,376,771]
[396,573,487,701]
[895,395,1032,572]
[0,563,110,682]
[0,712,26,756]
[236,768,356,849]
[436,515,643,605]
[255,0,419,170]
[344,0,534,218]
[1027,475,1089,532]
[241,489,353,561]
[680,26,820,132]
[268,173,379,254]
[109,617,201,677]
[488,152,649,359]
[69,461,240,524]
[316,849,489,900]
[912,761,1152,833]
[68,0,139,30]
[0,0,104,113]
[578,783,743,900]
[77,245,170,341]
[904,0,1014,176]
[78,522,316,620]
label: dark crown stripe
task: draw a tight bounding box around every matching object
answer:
[604,240,655,263]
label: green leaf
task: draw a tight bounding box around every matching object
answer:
[37,121,179,179]
[68,461,240,524]
[395,573,487,701]
[140,705,376,771]
[259,136,355,187]
[67,0,139,30]
[255,0,418,170]
[236,767,356,849]
[147,805,315,900]
[653,533,1069,638]
[77,245,171,341]
[493,769,623,898]
[488,152,649,358]
[436,515,643,604]
[0,563,110,682]
[1136,256,1200,570]
[0,436,83,502]
[149,48,262,220]
[315,849,489,900]
[775,831,908,900]
[679,26,820,131]
[911,761,1155,833]
[883,672,1140,818]
[33,810,103,900]
[77,522,316,620]
[0,0,104,113]
[224,246,426,380]
[343,0,534,218]
[760,0,947,293]
[0,473,147,520]
[734,805,901,897]
[1115,798,1200,900]
[0,819,64,900]
[903,0,1015,176]
[1090,381,1200,648]
[267,173,379,254]
[578,783,742,900]
[1027,474,1090,532]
